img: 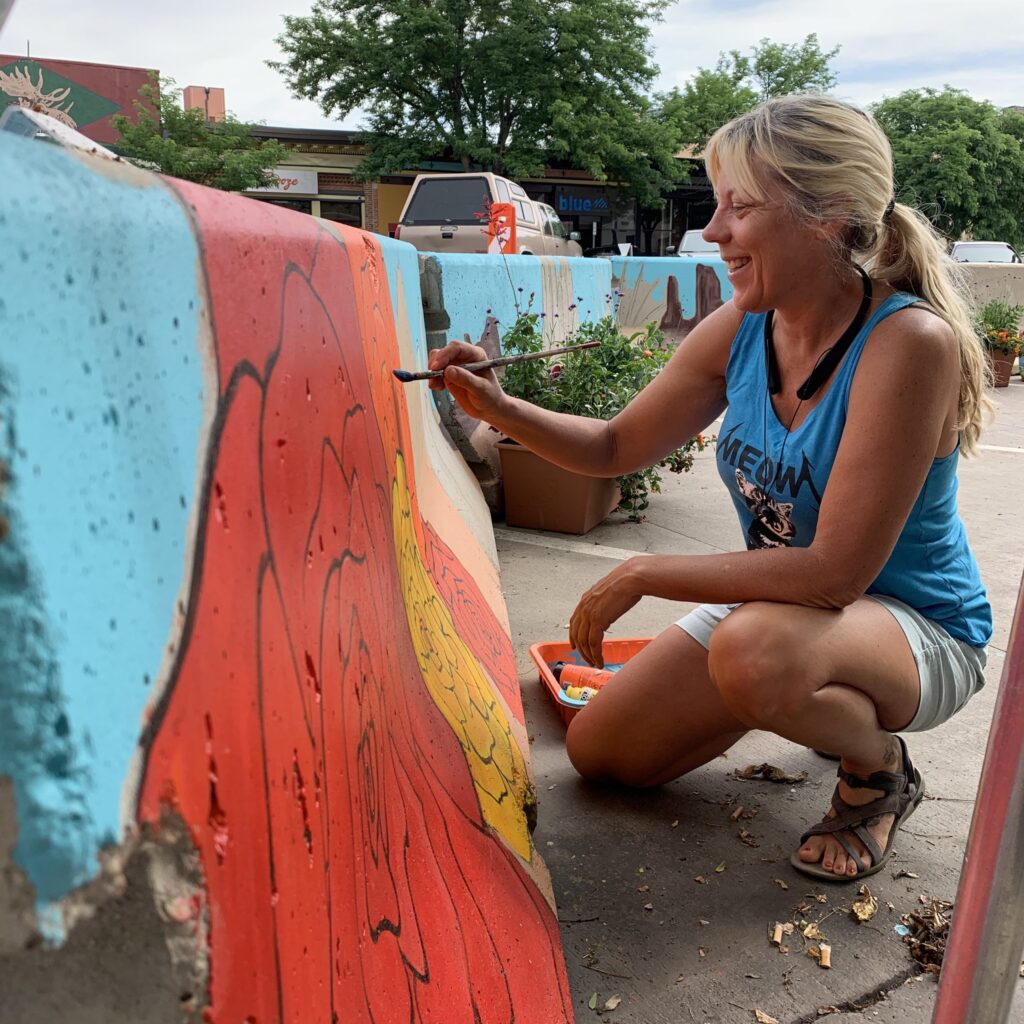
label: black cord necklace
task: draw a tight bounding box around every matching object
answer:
[761,266,872,495]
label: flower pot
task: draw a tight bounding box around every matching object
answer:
[496,439,620,535]
[987,348,1015,388]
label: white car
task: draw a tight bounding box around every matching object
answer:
[950,241,1022,263]
[667,229,719,257]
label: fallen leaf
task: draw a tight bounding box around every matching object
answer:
[637,884,650,893]
[807,945,821,960]
[603,995,621,1011]
[814,894,828,904]
[715,861,727,873]
[773,878,789,891]
[781,922,795,935]
[803,923,824,941]
[735,763,808,785]
[694,875,707,884]
[852,885,879,923]
[738,829,760,848]
[588,992,597,1010]
[755,1010,781,1024]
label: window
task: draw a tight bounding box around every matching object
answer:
[402,177,490,224]
[319,200,363,228]
[250,196,313,215]
[495,179,511,203]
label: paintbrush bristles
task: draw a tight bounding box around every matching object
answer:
[392,340,601,383]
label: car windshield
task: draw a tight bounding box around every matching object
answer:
[402,178,489,224]
[679,231,718,253]
[952,243,1016,263]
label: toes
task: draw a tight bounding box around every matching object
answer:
[798,837,823,863]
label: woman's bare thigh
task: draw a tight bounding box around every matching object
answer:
[564,623,747,787]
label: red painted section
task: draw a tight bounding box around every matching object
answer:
[932,576,1024,1023]
[137,187,569,1021]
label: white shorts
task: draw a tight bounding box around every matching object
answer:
[674,595,987,732]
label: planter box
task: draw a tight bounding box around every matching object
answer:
[497,438,620,535]
[987,348,1015,388]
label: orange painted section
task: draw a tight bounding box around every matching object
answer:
[137,187,569,1021]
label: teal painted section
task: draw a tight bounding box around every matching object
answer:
[0,135,205,915]
[424,253,613,354]
[610,255,733,322]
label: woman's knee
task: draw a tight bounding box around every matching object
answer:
[708,603,807,724]
[565,708,659,788]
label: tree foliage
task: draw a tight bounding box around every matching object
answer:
[661,33,839,149]
[112,78,285,192]
[873,88,1024,249]
[271,0,684,205]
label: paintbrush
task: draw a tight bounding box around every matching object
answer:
[392,340,601,383]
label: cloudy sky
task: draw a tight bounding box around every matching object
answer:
[2,0,1021,130]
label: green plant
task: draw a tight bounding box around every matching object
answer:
[500,313,713,521]
[975,298,1024,355]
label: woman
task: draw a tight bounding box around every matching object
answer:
[427,96,992,881]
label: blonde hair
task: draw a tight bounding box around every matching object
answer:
[705,95,991,454]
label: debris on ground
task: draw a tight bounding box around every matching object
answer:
[738,829,760,847]
[735,763,809,784]
[773,878,789,890]
[851,884,879,923]
[900,897,953,974]
[754,1009,780,1024]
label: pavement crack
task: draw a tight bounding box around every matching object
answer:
[787,966,921,1023]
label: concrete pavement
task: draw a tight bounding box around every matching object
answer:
[498,380,1024,1023]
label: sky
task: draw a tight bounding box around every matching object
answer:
[1,0,1022,131]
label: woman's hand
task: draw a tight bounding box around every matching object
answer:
[427,341,507,421]
[569,558,645,667]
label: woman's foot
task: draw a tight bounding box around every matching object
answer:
[796,736,907,878]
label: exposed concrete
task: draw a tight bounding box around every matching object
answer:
[501,382,1024,1022]
[0,799,207,1024]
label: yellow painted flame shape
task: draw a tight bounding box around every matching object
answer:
[392,454,533,862]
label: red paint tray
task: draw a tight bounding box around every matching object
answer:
[529,637,652,726]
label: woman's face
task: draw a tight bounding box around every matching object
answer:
[702,165,829,313]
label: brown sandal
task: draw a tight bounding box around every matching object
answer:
[790,736,925,881]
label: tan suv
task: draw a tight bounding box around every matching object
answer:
[396,172,583,257]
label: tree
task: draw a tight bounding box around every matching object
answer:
[661,34,840,150]
[270,0,684,204]
[112,78,285,192]
[873,88,1024,249]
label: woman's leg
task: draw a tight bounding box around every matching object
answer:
[565,624,748,788]
[706,598,921,878]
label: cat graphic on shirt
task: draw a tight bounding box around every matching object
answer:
[734,470,796,549]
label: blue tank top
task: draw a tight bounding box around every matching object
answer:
[716,293,992,647]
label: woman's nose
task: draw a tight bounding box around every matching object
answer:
[702,210,726,244]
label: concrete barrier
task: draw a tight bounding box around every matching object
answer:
[0,134,570,1021]
[611,255,734,343]
[960,263,1024,313]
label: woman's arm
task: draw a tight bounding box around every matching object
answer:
[570,307,960,665]
[427,303,741,478]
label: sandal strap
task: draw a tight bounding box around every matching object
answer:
[837,765,905,792]
[833,830,869,872]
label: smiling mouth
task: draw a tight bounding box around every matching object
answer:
[724,257,751,271]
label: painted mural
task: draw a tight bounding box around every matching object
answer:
[0,133,570,1020]
[612,255,734,345]
[0,56,154,143]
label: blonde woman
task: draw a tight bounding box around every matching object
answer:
[428,95,992,881]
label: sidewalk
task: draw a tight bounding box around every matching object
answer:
[498,382,1024,1023]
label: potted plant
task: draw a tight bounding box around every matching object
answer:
[496,312,712,533]
[976,298,1024,388]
